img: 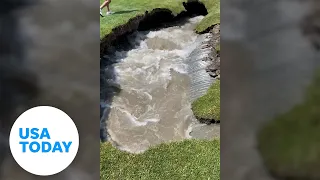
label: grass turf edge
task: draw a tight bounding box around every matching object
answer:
[195,0,220,33]
[100,139,220,180]
[191,80,220,123]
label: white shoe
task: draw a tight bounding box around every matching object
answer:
[106,11,113,15]
[100,9,104,17]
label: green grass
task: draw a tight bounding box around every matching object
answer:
[192,80,220,120]
[215,43,220,53]
[100,139,220,180]
[195,0,220,33]
[100,0,220,38]
[258,70,320,178]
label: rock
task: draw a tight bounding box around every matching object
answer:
[205,24,220,79]
[198,117,219,125]
[208,71,218,78]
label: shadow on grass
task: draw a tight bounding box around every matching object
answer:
[113,10,139,15]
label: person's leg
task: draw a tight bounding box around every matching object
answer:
[106,0,112,13]
[100,0,109,10]
[100,0,110,17]
[100,0,112,16]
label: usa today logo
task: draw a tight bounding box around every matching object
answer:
[9,106,79,176]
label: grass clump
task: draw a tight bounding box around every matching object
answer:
[100,139,220,180]
[192,80,220,120]
[195,0,220,33]
[215,43,220,53]
[258,70,320,179]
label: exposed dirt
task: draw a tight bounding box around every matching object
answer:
[207,24,220,80]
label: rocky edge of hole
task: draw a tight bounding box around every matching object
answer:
[191,24,220,125]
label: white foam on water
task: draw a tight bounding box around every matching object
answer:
[116,107,150,127]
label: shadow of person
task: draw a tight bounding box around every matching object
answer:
[112,10,138,15]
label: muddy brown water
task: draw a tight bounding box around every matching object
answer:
[101,16,219,153]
